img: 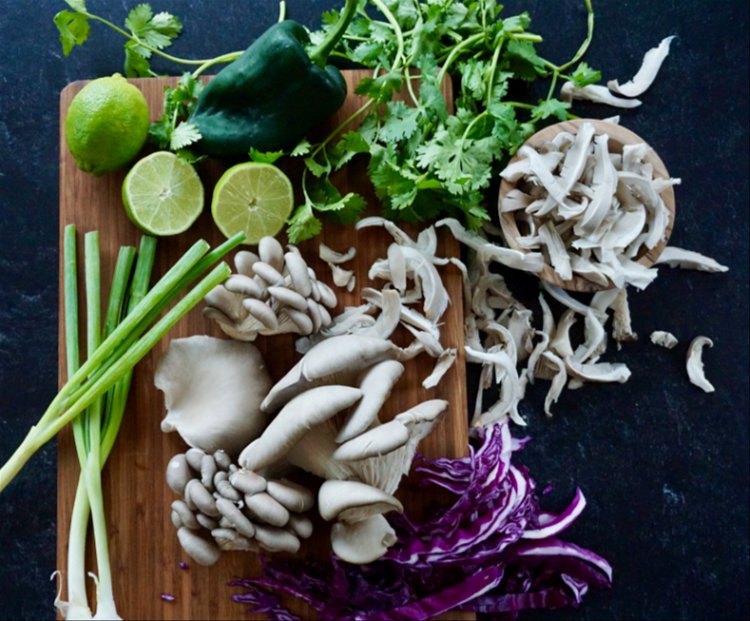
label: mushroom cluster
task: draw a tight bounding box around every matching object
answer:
[166,447,314,566]
[203,236,338,340]
[238,334,448,564]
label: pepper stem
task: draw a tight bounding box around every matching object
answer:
[308,0,359,67]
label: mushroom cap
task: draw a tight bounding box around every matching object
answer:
[240,385,363,472]
[333,419,410,461]
[155,336,273,457]
[336,359,405,443]
[330,513,397,565]
[317,480,403,522]
[260,335,404,413]
[176,527,221,567]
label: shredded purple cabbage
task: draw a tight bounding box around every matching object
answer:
[230,422,612,620]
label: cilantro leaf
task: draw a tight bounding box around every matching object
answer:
[248,148,284,164]
[122,4,182,75]
[170,122,201,150]
[290,139,312,157]
[416,121,499,195]
[287,204,322,244]
[570,62,602,87]
[149,72,203,148]
[54,10,90,56]
[124,40,151,77]
[65,0,87,12]
[532,98,571,122]
[355,70,403,104]
[126,4,182,51]
[379,101,420,142]
[304,156,329,178]
[307,179,366,225]
[459,59,489,101]
[501,13,531,34]
[504,39,546,80]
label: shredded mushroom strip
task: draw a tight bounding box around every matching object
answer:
[686,336,715,393]
[608,36,676,97]
[500,122,679,290]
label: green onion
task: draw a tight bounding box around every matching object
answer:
[0,231,243,493]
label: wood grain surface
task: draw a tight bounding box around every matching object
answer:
[57,71,468,620]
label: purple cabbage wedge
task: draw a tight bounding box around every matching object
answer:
[230,422,612,620]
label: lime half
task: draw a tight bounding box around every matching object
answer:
[122,151,204,236]
[211,163,294,244]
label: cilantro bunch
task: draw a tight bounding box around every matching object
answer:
[55,0,603,243]
[286,0,601,242]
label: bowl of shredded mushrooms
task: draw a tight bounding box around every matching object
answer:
[498,119,678,292]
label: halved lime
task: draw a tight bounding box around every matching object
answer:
[122,151,204,236]
[211,163,294,245]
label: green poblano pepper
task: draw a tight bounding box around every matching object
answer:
[189,0,358,158]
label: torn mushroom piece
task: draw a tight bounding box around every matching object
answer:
[650,330,678,349]
[320,243,357,292]
[203,236,338,340]
[155,336,272,457]
[686,336,715,393]
[166,447,314,566]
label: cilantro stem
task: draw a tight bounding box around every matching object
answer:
[436,33,484,86]
[486,38,505,107]
[542,0,595,73]
[309,0,359,67]
[84,13,215,66]
[191,51,244,78]
[312,99,376,158]
[370,0,406,69]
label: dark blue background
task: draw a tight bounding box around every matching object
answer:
[0,1,747,619]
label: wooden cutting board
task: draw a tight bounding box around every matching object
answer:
[57,71,468,620]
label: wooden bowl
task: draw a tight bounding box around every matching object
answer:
[498,119,676,292]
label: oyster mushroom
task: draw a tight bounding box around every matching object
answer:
[204,238,338,340]
[167,447,316,564]
[176,528,221,567]
[260,335,406,413]
[330,514,397,565]
[317,480,403,522]
[240,385,364,472]
[336,359,405,443]
[155,336,272,456]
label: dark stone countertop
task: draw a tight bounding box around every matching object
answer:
[0,1,747,619]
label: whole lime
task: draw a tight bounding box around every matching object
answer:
[65,73,150,176]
